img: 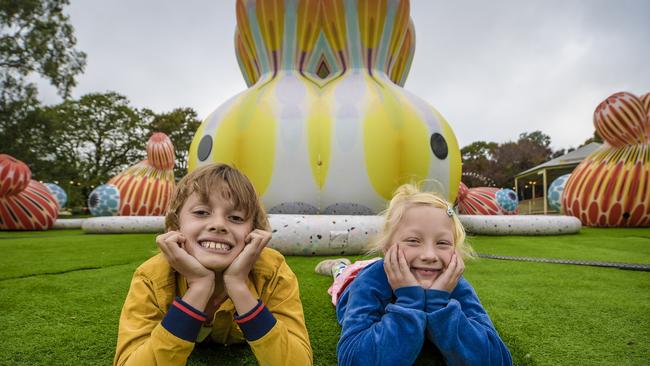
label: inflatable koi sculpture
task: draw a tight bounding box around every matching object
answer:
[456,182,519,215]
[562,92,650,227]
[88,132,176,216]
[188,0,461,214]
[0,154,59,230]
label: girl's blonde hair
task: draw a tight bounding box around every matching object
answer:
[164,163,270,232]
[367,183,475,258]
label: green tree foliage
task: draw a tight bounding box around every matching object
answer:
[1,0,87,201]
[0,0,86,98]
[17,92,148,209]
[461,131,554,189]
[461,141,499,187]
[46,92,148,186]
[147,108,201,179]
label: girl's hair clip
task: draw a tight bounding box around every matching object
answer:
[446,206,454,217]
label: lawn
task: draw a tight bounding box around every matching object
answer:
[0,227,648,365]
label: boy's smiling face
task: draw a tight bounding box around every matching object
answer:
[389,205,455,288]
[177,187,253,272]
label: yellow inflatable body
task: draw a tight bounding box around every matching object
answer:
[189,0,461,214]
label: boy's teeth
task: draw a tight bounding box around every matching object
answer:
[201,241,230,250]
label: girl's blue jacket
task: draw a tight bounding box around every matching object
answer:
[336,260,513,366]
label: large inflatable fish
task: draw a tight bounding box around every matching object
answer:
[189,0,461,214]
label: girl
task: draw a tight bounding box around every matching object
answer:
[115,164,312,366]
[316,184,512,366]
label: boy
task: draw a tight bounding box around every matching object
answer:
[114,164,312,365]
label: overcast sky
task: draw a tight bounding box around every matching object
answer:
[37,0,650,151]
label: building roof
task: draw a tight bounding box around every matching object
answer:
[515,142,603,179]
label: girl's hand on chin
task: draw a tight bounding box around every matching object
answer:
[430,250,464,293]
[384,244,419,291]
[156,231,214,286]
[223,229,272,288]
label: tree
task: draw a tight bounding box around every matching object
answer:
[460,131,554,189]
[1,0,86,98]
[1,0,86,191]
[519,131,551,148]
[48,92,148,184]
[460,141,498,161]
[461,141,499,187]
[147,108,202,179]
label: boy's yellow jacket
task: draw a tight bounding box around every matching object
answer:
[114,248,312,366]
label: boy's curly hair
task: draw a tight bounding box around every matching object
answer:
[164,163,270,232]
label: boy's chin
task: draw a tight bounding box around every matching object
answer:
[195,256,232,273]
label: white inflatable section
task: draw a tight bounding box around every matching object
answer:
[460,215,582,235]
[268,215,383,255]
[82,216,164,233]
[79,214,581,255]
[53,218,86,229]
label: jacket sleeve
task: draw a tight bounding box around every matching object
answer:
[245,259,313,366]
[424,278,513,366]
[336,261,427,366]
[114,269,195,366]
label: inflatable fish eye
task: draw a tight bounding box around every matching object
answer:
[430,133,448,160]
[197,135,212,162]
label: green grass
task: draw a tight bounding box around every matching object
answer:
[0,228,648,365]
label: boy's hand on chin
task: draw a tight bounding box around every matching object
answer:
[156,231,215,286]
[223,229,272,288]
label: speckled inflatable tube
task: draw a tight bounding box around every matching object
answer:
[53,218,86,229]
[460,215,582,236]
[82,216,165,234]
[80,214,581,254]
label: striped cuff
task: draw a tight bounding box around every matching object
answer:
[234,300,277,341]
[161,297,207,342]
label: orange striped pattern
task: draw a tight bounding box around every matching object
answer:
[0,180,59,230]
[146,133,175,169]
[109,162,175,216]
[358,0,387,70]
[321,0,348,71]
[593,92,648,147]
[0,154,31,196]
[641,92,650,141]
[296,0,322,73]
[388,20,414,86]
[385,0,409,74]
[562,144,650,227]
[256,0,285,75]
[236,0,261,86]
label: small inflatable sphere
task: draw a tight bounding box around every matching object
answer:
[547,174,571,212]
[44,183,67,208]
[88,184,120,216]
[495,188,519,214]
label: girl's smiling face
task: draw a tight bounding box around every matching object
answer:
[388,205,455,288]
[177,189,253,272]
